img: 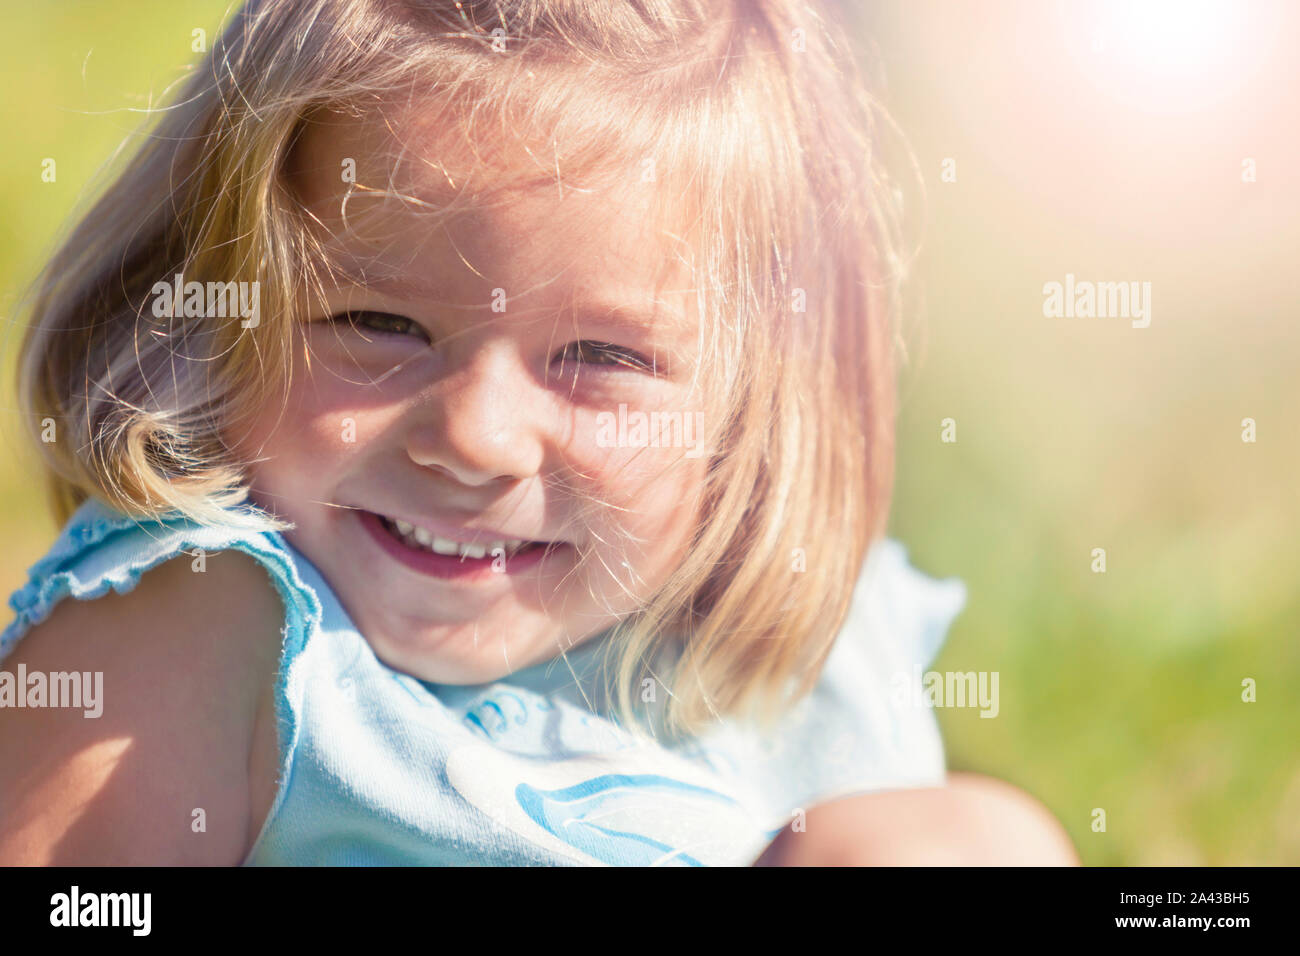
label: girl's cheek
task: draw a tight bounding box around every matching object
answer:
[566,398,711,488]
[569,432,709,552]
[256,381,392,483]
[569,438,700,503]
[590,467,706,601]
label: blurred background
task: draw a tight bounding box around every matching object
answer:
[1,1,1296,864]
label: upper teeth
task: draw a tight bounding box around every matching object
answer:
[388,517,528,558]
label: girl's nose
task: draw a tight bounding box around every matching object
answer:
[404,344,548,488]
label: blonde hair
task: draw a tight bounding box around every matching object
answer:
[15,0,906,738]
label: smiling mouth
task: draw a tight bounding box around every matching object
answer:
[374,513,550,561]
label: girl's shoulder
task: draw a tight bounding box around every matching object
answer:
[687,537,968,821]
[0,496,293,864]
[2,495,319,663]
[832,537,968,692]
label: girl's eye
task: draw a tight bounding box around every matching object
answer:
[328,310,431,345]
[555,341,656,374]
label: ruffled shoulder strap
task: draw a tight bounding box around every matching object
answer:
[1,496,321,665]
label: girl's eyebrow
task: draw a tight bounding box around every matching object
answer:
[570,299,692,338]
[324,256,429,296]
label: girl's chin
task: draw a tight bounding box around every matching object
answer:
[358,621,567,686]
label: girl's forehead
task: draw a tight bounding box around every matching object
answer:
[289,103,700,326]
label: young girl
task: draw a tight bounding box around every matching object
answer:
[0,0,1076,866]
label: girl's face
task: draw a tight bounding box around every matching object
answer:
[230,106,710,684]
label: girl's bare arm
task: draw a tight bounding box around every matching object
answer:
[0,551,284,865]
[753,773,1079,866]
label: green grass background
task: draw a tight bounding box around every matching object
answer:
[1,1,1295,864]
